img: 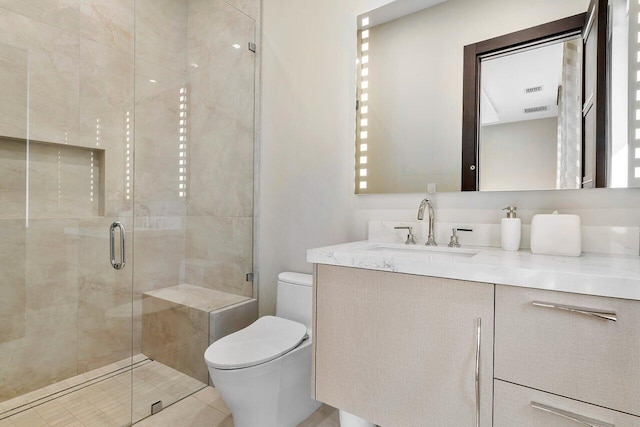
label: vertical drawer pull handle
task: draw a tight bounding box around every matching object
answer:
[475,318,481,427]
[531,402,614,427]
[531,301,617,322]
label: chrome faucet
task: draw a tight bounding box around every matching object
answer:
[418,198,437,246]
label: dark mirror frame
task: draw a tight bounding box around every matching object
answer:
[461,8,607,191]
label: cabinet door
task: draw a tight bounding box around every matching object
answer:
[313,265,494,427]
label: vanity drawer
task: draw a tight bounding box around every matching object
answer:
[495,285,640,416]
[494,379,640,427]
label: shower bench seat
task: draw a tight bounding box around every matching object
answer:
[142,284,257,384]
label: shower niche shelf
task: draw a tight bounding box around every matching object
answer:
[0,136,106,219]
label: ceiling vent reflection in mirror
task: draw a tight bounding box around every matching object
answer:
[523,105,549,114]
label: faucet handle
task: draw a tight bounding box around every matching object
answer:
[448,228,461,248]
[394,226,417,245]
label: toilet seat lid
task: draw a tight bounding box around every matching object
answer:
[204,316,308,370]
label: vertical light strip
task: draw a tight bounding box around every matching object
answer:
[57,150,62,206]
[125,111,131,200]
[357,18,370,192]
[96,117,101,147]
[90,151,95,203]
[630,0,640,185]
[178,86,188,198]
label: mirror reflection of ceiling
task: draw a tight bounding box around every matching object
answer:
[357,0,448,29]
[480,42,570,126]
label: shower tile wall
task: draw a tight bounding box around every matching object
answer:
[0,1,135,402]
[0,0,257,405]
[184,0,256,298]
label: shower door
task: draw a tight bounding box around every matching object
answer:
[0,3,136,426]
[131,0,257,423]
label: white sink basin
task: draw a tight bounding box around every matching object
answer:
[364,243,480,258]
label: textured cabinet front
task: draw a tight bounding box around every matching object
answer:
[313,265,494,427]
[495,285,640,416]
[494,379,640,426]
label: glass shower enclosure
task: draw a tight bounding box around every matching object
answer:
[0,1,256,425]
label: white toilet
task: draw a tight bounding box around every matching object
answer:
[204,272,321,427]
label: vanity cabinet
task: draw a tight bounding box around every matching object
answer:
[312,265,494,427]
[494,285,640,418]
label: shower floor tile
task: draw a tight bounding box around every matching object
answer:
[0,355,206,427]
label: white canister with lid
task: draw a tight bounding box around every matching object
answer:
[501,206,521,251]
[530,211,582,257]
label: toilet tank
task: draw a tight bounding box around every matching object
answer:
[276,272,313,329]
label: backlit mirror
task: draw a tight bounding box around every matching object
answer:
[354,0,637,194]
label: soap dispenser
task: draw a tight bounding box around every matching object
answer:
[501,206,521,251]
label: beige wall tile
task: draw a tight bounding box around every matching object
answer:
[0,220,26,345]
[184,216,253,297]
[0,9,80,145]
[0,0,81,33]
[187,107,254,217]
[77,0,134,54]
[142,295,209,382]
[210,299,257,343]
[226,0,260,21]
[135,0,187,70]
[134,58,188,217]
[27,143,102,218]
[187,17,255,124]
[0,42,27,140]
[133,217,186,294]
[76,217,134,374]
[78,40,134,216]
[0,306,78,402]
[0,139,27,218]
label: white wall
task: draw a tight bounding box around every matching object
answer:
[480,118,558,191]
[259,0,640,316]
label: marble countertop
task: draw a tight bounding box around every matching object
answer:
[307,241,640,301]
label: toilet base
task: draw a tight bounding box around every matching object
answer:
[207,340,320,427]
[339,410,376,427]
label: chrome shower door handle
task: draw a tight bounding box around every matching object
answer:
[110,221,126,270]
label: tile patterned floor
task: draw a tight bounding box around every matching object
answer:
[0,357,338,427]
[135,387,340,427]
[0,355,206,426]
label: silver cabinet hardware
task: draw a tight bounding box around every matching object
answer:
[531,402,614,427]
[110,222,126,270]
[532,301,617,322]
[475,318,481,427]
